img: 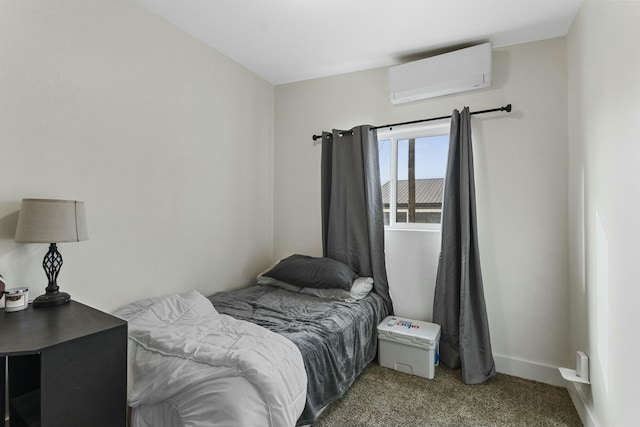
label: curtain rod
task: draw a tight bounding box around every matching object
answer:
[311,104,512,141]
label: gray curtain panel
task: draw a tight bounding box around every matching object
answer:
[321,125,394,314]
[433,108,496,384]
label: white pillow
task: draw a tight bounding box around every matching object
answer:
[256,274,303,293]
[299,277,374,302]
[256,264,303,293]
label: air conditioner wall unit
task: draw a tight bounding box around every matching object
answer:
[389,43,492,104]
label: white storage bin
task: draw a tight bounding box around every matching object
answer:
[377,316,441,379]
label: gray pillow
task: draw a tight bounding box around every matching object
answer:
[262,254,357,291]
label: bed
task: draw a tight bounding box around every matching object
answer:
[117,254,390,427]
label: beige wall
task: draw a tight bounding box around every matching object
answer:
[0,0,274,312]
[274,38,570,383]
[567,1,640,425]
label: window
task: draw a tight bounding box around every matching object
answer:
[378,122,449,229]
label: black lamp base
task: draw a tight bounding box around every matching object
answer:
[33,291,71,308]
[34,242,71,308]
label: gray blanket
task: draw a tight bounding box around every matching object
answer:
[209,285,388,426]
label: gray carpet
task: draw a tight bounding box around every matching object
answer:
[313,363,582,427]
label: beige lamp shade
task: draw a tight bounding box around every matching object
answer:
[15,199,88,243]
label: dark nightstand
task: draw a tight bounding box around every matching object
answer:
[1,301,127,427]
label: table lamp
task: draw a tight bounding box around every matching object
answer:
[14,198,88,307]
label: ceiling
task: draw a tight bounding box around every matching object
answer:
[133,0,583,85]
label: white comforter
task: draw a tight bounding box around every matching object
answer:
[115,290,307,427]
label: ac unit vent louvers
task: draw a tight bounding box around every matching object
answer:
[388,42,492,104]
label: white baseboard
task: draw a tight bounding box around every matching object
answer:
[566,381,599,427]
[493,353,565,387]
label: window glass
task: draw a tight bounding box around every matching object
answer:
[396,135,448,224]
[378,124,449,229]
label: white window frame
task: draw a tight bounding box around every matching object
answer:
[378,120,450,231]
